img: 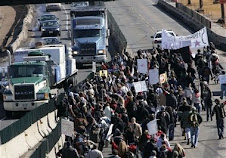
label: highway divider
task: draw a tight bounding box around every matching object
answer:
[0,96,61,158]
[157,0,226,51]
[108,10,127,55]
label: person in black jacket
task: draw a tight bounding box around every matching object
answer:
[201,82,213,121]
[166,90,178,109]
[211,99,226,139]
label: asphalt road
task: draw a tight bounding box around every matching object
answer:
[0,1,225,157]
[0,3,114,129]
[103,0,226,157]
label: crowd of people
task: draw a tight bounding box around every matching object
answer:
[55,44,225,158]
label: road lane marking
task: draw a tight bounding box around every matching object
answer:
[62,5,69,30]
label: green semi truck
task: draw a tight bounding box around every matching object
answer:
[3,44,78,117]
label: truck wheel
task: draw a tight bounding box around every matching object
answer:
[5,111,12,118]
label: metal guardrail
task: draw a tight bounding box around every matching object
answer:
[0,98,56,144]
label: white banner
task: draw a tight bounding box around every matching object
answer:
[219,75,226,84]
[162,27,209,50]
[147,119,158,135]
[61,119,74,137]
[149,69,159,85]
[137,59,148,74]
[133,81,148,93]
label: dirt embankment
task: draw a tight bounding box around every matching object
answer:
[0,5,27,57]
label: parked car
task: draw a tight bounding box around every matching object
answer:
[46,3,62,12]
[41,20,61,37]
[151,30,176,48]
[37,14,59,31]
[41,37,62,45]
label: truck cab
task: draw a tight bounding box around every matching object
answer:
[3,44,78,117]
[70,6,110,64]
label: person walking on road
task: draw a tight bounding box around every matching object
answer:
[201,82,213,121]
[188,107,202,148]
[211,99,226,139]
[59,141,80,158]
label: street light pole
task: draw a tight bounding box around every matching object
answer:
[188,0,191,5]
[221,3,225,20]
[199,0,203,9]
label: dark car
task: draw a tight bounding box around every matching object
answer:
[41,20,61,37]
[37,14,59,31]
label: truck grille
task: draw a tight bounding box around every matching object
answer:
[80,43,96,55]
[14,85,35,100]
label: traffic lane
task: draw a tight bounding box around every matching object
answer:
[105,0,192,55]
[105,0,226,157]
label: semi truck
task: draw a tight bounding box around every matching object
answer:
[70,4,110,65]
[3,43,78,117]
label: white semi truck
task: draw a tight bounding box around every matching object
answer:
[3,43,78,117]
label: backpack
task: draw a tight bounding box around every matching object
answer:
[189,113,199,127]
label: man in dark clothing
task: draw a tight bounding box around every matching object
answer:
[202,83,213,121]
[201,63,213,84]
[143,138,158,158]
[59,141,80,158]
[156,107,170,134]
[211,99,226,139]
[147,89,158,108]
[166,90,178,109]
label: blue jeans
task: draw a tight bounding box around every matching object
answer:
[168,123,175,141]
[217,118,224,137]
[190,126,199,147]
[194,103,201,114]
[220,84,226,99]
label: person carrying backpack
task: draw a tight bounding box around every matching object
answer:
[188,107,202,148]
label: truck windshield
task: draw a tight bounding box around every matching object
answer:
[9,65,45,78]
[75,29,101,38]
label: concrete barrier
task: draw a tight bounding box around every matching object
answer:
[157,0,226,51]
[0,110,58,158]
[46,134,65,158]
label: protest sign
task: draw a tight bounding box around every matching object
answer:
[149,69,159,84]
[92,62,96,73]
[147,119,158,135]
[133,81,148,93]
[137,59,148,74]
[219,75,226,84]
[160,72,167,84]
[99,70,108,77]
[61,119,74,137]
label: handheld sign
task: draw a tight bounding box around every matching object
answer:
[137,59,148,74]
[61,119,74,137]
[149,69,159,84]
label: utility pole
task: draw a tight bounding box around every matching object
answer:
[199,0,203,9]
[220,1,225,22]
[188,0,191,5]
